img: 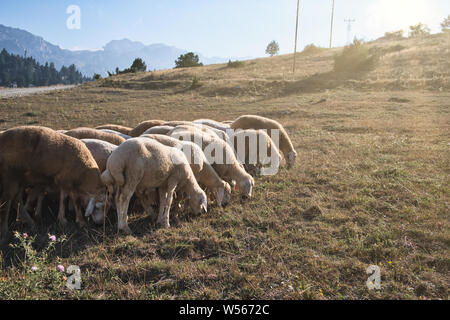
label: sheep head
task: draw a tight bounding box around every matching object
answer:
[286,151,297,169]
[189,190,208,215]
[238,174,254,198]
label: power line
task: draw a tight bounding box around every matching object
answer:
[329,0,335,48]
[293,0,300,74]
[344,18,355,44]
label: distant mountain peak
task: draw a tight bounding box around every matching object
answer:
[0,24,249,76]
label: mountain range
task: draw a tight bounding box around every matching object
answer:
[0,24,246,77]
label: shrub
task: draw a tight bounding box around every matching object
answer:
[441,15,450,33]
[408,23,430,37]
[115,58,148,75]
[175,52,203,69]
[302,44,325,55]
[130,58,147,72]
[334,38,378,72]
[189,76,202,90]
[383,30,404,40]
[227,60,244,68]
[93,73,102,80]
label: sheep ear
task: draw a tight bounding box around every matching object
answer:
[85,197,95,217]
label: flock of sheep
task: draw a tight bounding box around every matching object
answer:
[0,115,297,239]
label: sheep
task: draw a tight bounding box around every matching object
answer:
[0,126,103,239]
[80,139,117,224]
[167,122,229,142]
[65,127,126,146]
[98,129,132,140]
[230,129,282,176]
[168,126,254,197]
[129,120,166,137]
[81,139,117,172]
[193,119,232,134]
[142,125,175,136]
[230,115,297,168]
[101,138,207,234]
[95,124,132,136]
[141,134,231,207]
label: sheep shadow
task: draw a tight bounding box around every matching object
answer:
[0,196,194,269]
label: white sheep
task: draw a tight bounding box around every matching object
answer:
[101,138,207,234]
[230,129,282,176]
[168,126,254,197]
[81,139,117,224]
[141,134,232,207]
[230,115,297,168]
[193,119,232,134]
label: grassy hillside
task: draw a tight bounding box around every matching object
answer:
[0,33,449,300]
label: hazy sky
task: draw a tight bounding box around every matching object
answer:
[1,0,449,58]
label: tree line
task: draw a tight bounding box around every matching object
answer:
[0,49,90,87]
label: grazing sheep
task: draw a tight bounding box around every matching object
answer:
[80,139,117,224]
[65,127,125,146]
[98,129,131,140]
[142,125,175,136]
[0,126,103,238]
[230,129,282,176]
[230,115,297,168]
[193,119,232,134]
[101,138,207,234]
[141,134,231,207]
[81,139,117,172]
[169,123,227,142]
[95,124,132,135]
[129,120,166,137]
[169,126,254,197]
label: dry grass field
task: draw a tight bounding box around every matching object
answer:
[0,33,449,300]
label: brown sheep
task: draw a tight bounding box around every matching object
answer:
[230,115,297,168]
[129,120,166,137]
[65,127,125,146]
[95,124,132,135]
[0,126,103,239]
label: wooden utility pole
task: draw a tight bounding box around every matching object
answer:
[329,0,335,48]
[293,0,300,73]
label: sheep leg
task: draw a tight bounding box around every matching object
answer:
[34,194,44,219]
[69,192,86,228]
[57,190,68,226]
[0,199,13,240]
[18,189,36,228]
[115,186,135,235]
[0,181,21,240]
[156,181,177,228]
